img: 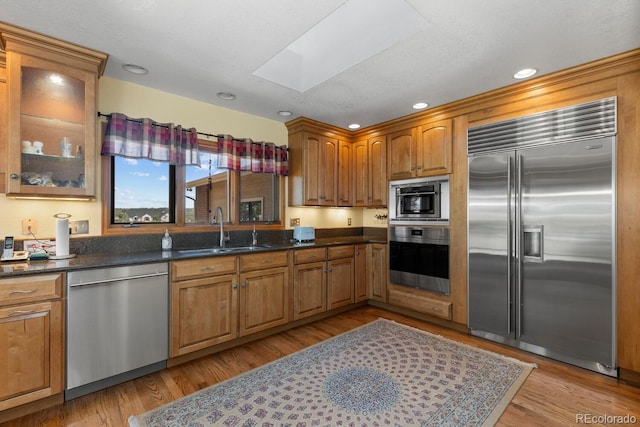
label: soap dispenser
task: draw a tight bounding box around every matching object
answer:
[251,225,258,246]
[162,229,172,251]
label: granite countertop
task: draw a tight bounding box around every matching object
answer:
[0,236,386,277]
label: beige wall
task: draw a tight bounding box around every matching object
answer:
[1,77,385,239]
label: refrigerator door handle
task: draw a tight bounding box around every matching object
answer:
[507,155,514,335]
[523,225,544,263]
[515,154,523,339]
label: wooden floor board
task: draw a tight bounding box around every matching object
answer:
[2,306,639,426]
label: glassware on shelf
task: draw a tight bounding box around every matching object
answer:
[60,137,73,158]
[33,141,44,155]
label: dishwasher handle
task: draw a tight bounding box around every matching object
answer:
[68,271,168,288]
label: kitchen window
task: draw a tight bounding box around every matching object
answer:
[102,139,283,233]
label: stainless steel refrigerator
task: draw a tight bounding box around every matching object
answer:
[467,97,617,376]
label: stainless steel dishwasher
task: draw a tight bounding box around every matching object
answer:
[66,263,169,400]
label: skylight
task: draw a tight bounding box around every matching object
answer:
[253,0,428,93]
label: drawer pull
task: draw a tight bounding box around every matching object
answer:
[431,306,442,312]
[261,259,271,264]
[9,289,37,295]
[200,266,217,271]
[9,308,36,317]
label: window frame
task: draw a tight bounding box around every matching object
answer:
[100,137,285,235]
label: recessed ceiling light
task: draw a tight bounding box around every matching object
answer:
[348,123,361,130]
[122,63,148,75]
[217,92,236,100]
[277,110,293,117]
[513,68,538,79]
[413,102,429,110]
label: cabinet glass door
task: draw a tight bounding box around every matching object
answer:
[20,66,86,190]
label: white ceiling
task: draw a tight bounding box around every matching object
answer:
[1,0,639,130]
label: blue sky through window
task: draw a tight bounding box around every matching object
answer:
[114,153,224,209]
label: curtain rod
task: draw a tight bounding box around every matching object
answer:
[97,112,279,144]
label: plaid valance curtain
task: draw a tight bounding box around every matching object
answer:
[216,135,288,176]
[101,113,200,165]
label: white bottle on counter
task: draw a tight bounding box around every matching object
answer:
[162,229,172,251]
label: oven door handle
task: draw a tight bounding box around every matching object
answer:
[400,191,437,196]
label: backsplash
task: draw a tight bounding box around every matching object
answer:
[14,227,387,256]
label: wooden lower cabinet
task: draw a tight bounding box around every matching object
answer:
[170,274,238,357]
[170,256,239,357]
[327,246,355,310]
[238,251,290,336]
[293,260,326,320]
[368,243,387,302]
[354,244,368,302]
[388,286,453,320]
[293,245,356,318]
[0,274,64,412]
[239,266,289,336]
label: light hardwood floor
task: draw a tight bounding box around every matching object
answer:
[3,306,639,426]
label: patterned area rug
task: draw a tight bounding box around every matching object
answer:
[129,319,535,427]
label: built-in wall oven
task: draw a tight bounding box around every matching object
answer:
[388,176,449,225]
[389,226,450,295]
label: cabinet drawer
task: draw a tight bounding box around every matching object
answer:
[172,256,237,281]
[239,251,289,272]
[328,245,354,260]
[388,288,452,320]
[294,247,326,264]
[0,274,63,306]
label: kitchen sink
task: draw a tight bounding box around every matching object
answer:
[177,248,233,255]
[178,244,272,256]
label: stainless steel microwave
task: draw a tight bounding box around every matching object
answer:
[388,176,450,225]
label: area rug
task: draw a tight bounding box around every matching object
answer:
[129,319,535,427]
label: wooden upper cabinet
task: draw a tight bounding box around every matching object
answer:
[293,131,339,206]
[338,140,353,206]
[287,118,351,207]
[352,136,387,208]
[0,53,7,195]
[352,139,368,207]
[0,23,107,199]
[387,127,416,180]
[368,136,387,206]
[387,120,452,180]
[300,132,322,205]
[417,119,452,176]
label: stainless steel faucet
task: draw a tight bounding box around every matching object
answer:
[212,206,226,248]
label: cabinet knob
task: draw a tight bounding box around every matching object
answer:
[242,282,247,288]
[10,173,19,180]
[417,166,422,170]
[233,284,238,289]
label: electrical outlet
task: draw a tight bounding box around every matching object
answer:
[70,220,89,234]
[348,217,352,226]
[21,218,37,235]
[290,218,300,226]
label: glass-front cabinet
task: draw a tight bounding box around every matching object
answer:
[1,23,107,198]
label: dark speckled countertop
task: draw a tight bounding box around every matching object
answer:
[0,235,387,277]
